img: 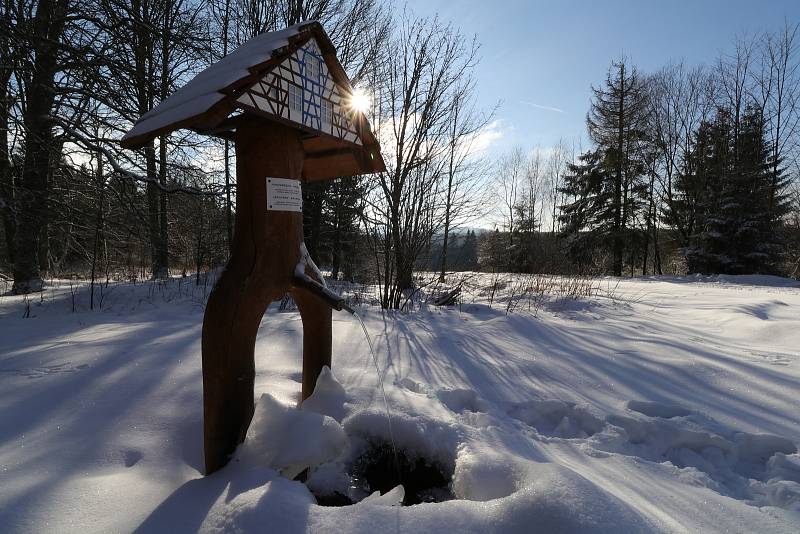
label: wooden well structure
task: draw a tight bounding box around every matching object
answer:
[122,21,385,474]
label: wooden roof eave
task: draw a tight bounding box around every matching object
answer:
[119,98,235,149]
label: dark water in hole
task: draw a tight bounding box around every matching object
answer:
[312,442,454,507]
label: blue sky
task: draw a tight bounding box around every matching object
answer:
[404,0,800,155]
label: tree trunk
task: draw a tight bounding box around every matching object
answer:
[195,196,204,285]
[612,63,625,277]
[145,144,162,279]
[12,0,68,293]
[302,181,326,260]
[157,137,169,277]
[440,101,459,283]
[0,58,14,266]
[641,232,649,276]
[653,223,662,275]
[331,191,342,280]
[38,224,49,274]
[224,139,233,252]
[439,227,450,283]
[90,152,104,310]
[642,179,652,276]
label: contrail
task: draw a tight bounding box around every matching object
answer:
[520,100,565,113]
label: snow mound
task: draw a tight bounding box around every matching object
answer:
[201,463,657,534]
[451,445,521,501]
[500,463,657,533]
[436,387,487,414]
[307,462,658,533]
[508,399,604,439]
[396,377,429,394]
[237,393,347,479]
[594,409,800,509]
[301,366,348,422]
[305,460,352,498]
[201,468,316,534]
[713,274,800,288]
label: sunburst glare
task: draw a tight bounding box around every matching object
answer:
[348,88,371,114]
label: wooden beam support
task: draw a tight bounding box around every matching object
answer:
[201,118,332,475]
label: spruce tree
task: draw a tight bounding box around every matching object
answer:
[734,106,788,273]
[683,105,788,274]
[558,149,610,272]
[684,111,732,273]
[585,59,650,275]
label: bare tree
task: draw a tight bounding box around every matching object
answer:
[438,83,494,282]
[517,147,547,271]
[757,22,800,219]
[647,62,715,247]
[546,139,571,235]
[494,147,526,253]
[364,15,483,308]
[717,34,755,163]
[89,0,207,279]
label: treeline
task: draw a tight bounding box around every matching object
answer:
[416,230,480,273]
[490,26,800,278]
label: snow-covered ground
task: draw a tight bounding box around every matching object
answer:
[1,274,799,533]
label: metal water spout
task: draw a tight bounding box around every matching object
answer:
[292,272,354,315]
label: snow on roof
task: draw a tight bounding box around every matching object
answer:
[121,21,316,145]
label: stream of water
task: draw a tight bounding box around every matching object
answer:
[350,310,403,487]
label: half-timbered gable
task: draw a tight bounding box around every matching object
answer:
[234,37,363,146]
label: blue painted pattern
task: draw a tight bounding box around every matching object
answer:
[297,43,330,131]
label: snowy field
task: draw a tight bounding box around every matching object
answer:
[1,274,800,533]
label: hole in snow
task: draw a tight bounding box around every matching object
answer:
[309,441,454,506]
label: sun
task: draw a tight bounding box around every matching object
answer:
[348,88,371,114]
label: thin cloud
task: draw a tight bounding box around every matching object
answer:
[520,100,565,113]
[467,119,505,156]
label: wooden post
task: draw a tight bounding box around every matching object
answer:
[293,288,332,400]
[201,118,332,475]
